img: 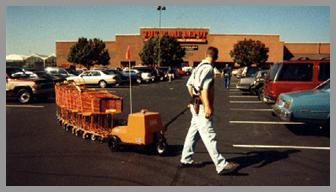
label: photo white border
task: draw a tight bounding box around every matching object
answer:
[1,0,334,192]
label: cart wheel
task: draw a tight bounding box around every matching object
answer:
[98,137,105,143]
[72,127,77,134]
[91,134,97,141]
[107,135,120,152]
[75,129,82,137]
[156,140,168,155]
[258,88,265,101]
[65,124,72,131]
[82,132,90,139]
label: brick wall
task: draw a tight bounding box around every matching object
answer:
[55,28,329,68]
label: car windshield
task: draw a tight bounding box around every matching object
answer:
[103,70,120,75]
[124,70,136,74]
[316,80,330,90]
[34,71,55,80]
[246,67,258,77]
[257,70,268,78]
[269,63,281,80]
[134,68,152,73]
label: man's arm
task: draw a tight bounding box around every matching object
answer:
[186,72,194,97]
[187,85,193,97]
[201,88,212,118]
[199,66,214,118]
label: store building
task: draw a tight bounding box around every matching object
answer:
[56,27,330,69]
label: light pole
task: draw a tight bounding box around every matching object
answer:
[157,5,166,67]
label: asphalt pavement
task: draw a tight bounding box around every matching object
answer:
[6,76,330,185]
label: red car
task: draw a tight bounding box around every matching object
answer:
[262,58,330,103]
[176,68,186,76]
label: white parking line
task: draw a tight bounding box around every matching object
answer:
[229,121,304,125]
[230,101,262,103]
[233,144,330,150]
[230,108,272,112]
[229,96,258,98]
[6,105,45,108]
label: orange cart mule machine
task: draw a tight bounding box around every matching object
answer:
[55,82,169,155]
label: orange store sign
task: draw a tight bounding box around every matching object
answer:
[140,28,208,43]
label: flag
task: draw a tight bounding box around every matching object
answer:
[126,45,131,60]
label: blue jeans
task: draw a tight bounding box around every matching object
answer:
[224,76,230,88]
[180,105,227,173]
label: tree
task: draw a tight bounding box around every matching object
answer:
[139,34,185,67]
[230,38,269,67]
[67,37,110,69]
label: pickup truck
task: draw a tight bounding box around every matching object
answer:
[6,67,55,104]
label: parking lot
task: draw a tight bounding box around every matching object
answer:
[6,76,330,186]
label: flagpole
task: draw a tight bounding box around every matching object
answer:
[126,46,133,114]
[129,59,132,114]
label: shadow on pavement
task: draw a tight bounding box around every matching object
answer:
[286,124,330,137]
[202,149,300,176]
[6,96,56,104]
[115,144,184,157]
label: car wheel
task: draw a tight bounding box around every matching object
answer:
[258,88,264,101]
[98,80,107,88]
[115,77,122,86]
[17,88,32,104]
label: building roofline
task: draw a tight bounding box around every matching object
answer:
[115,34,139,36]
[284,42,330,44]
[56,40,78,42]
[140,27,210,29]
[56,40,115,42]
[210,33,280,37]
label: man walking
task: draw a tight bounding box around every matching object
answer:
[179,47,239,175]
[223,64,232,89]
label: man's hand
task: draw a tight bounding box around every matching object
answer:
[201,89,213,119]
[204,106,212,119]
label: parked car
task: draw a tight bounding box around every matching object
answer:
[33,71,64,85]
[157,67,169,81]
[235,66,259,91]
[75,69,87,75]
[151,67,166,81]
[64,68,81,76]
[6,67,54,103]
[234,67,246,78]
[66,70,119,88]
[145,67,163,81]
[272,79,330,128]
[263,59,330,103]
[250,69,269,96]
[130,67,155,83]
[122,69,142,83]
[232,67,241,77]
[45,67,76,79]
[102,68,129,85]
[182,66,193,75]
[176,68,186,76]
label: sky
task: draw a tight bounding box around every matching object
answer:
[6,5,330,55]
